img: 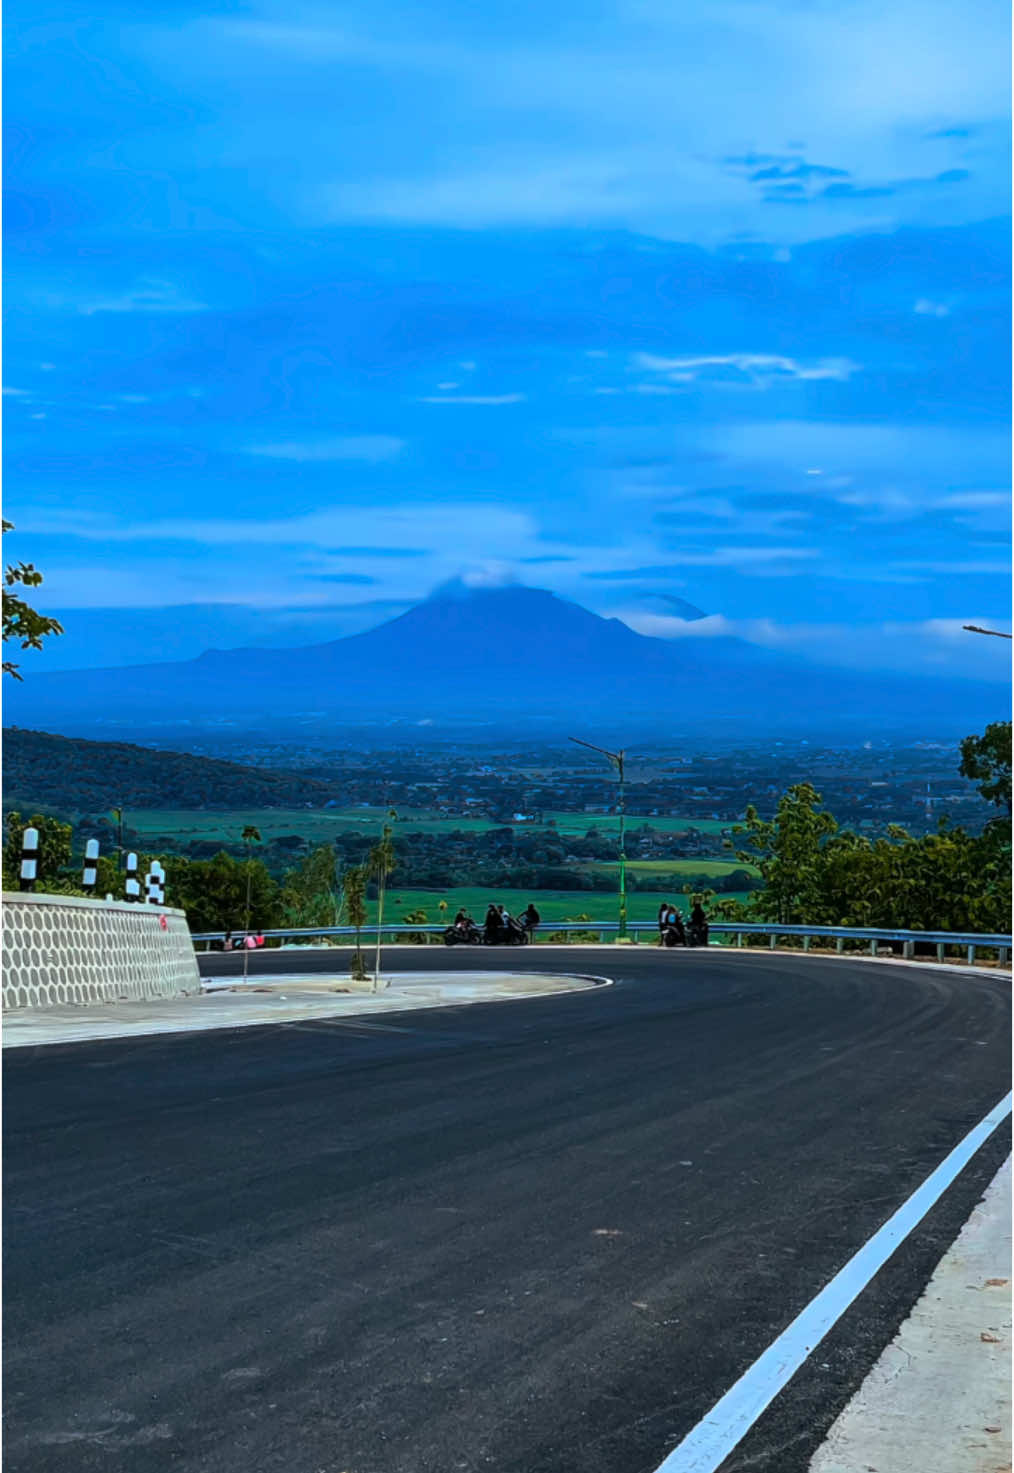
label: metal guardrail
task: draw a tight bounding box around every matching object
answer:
[191,921,1011,964]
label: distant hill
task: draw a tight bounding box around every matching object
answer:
[4,582,1006,739]
[2,728,335,812]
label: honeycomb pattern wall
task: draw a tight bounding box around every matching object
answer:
[2,893,200,1011]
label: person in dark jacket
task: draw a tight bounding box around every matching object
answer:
[522,902,540,939]
[484,903,502,943]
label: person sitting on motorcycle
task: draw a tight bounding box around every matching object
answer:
[522,902,540,938]
[657,902,669,946]
[665,905,686,944]
[454,908,470,931]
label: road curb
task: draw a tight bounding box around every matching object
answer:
[810,1155,1012,1473]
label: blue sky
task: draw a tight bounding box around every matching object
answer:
[4,0,1011,681]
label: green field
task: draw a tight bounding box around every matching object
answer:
[543,812,732,836]
[370,887,751,927]
[580,858,758,878]
[123,807,736,843]
[123,807,493,840]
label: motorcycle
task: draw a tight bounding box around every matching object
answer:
[486,916,530,946]
[687,918,709,947]
[443,920,485,946]
[661,920,686,948]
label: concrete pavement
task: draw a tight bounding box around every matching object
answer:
[1,969,607,1048]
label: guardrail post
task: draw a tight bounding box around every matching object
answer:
[802,935,810,952]
[769,934,776,949]
[836,937,844,954]
[870,939,878,957]
[736,932,743,947]
[967,944,975,965]
[903,941,914,959]
[936,943,945,962]
[999,948,1009,967]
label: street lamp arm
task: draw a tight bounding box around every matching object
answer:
[963,625,1013,639]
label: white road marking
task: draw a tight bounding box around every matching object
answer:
[653,1091,1013,1473]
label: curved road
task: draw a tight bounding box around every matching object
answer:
[4,948,1010,1473]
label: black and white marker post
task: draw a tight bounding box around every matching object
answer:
[82,838,99,894]
[144,861,166,905]
[19,827,39,892]
[125,852,140,903]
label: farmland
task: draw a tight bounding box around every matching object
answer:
[368,887,752,927]
[121,807,735,843]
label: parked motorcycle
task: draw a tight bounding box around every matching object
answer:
[686,919,709,947]
[443,921,485,946]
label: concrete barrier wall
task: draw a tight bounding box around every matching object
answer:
[2,892,200,1011]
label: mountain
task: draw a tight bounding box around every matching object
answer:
[2,728,339,811]
[4,582,1005,740]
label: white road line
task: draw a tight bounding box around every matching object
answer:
[653,1091,1013,1473]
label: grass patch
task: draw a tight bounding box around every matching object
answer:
[117,807,738,844]
[371,887,753,926]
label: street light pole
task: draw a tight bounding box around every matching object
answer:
[569,736,628,939]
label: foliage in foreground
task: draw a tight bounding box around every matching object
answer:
[727,722,1011,933]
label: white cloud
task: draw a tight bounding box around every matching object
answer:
[634,352,859,384]
[77,279,207,315]
[418,393,526,405]
[914,298,951,316]
[935,491,1010,509]
[622,613,736,639]
[618,611,1012,680]
[890,559,1011,574]
[2,386,29,396]
[246,435,404,462]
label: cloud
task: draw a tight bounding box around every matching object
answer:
[617,611,1013,680]
[77,279,207,315]
[584,547,819,574]
[634,352,859,385]
[246,435,404,462]
[934,492,1009,509]
[889,559,1011,574]
[914,298,950,316]
[750,162,850,182]
[820,182,897,200]
[418,393,526,405]
[2,386,29,396]
[307,572,377,585]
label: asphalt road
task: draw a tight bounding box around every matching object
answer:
[4,949,1010,1473]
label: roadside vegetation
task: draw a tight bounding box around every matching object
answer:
[5,723,1008,941]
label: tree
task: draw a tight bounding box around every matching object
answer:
[733,784,838,924]
[344,864,368,980]
[959,722,1012,817]
[280,845,339,928]
[368,810,397,990]
[240,826,262,978]
[162,852,280,934]
[2,522,63,678]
